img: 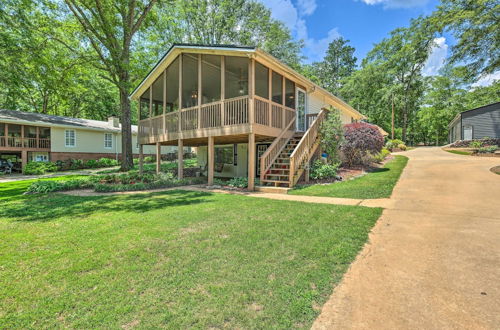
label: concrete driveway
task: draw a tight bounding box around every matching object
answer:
[313,147,500,329]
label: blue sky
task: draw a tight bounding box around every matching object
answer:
[260,0,445,71]
[259,0,499,85]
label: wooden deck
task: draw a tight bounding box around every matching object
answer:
[138,95,295,146]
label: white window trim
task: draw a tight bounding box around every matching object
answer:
[104,133,113,149]
[65,129,76,148]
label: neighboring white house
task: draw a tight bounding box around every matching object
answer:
[0,109,175,171]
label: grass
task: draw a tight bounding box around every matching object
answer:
[0,175,88,202]
[0,179,381,328]
[444,149,473,156]
[290,155,409,199]
[97,159,198,174]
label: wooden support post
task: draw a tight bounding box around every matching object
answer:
[163,68,167,135]
[305,160,310,183]
[248,133,255,191]
[208,136,214,186]
[36,126,39,148]
[197,54,202,129]
[249,58,255,124]
[156,142,161,174]
[221,56,225,126]
[21,125,24,148]
[139,144,144,174]
[21,150,27,173]
[177,139,184,179]
[178,54,183,134]
[282,75,286,128]
[268,68,272,126]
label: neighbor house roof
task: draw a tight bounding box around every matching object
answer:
[0,109,137,134]
[129,43,366,120]
[448,101,500,128]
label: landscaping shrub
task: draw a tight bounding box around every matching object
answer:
[213,178,226,186]
[143,156,154,163]
[450,138,500,148]
[372,147,390,163]
[26,178,94,194]
[469,140,483,149]
[97,158,119,167]
[227,177,249,188]
[26,173,206,194]
[24,162,58,175]
[85,159,99,168]
[385,139,406,151]
[320,109,344,163]
[309,160,339,180]
[341,123,384,166]
[477,145,498,153]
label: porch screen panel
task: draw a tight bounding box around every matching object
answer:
[151,72,164,116]
[272,72,283,104]
[8,124,21,137]
[166,56,180,112]
[285,78,295,109]
[201,55,221,104]
[25,126,37,138]
[255,62,269,99]
[182,53,198,108]
[0,123,4,136]
[39,127,50,139]
[225,56,248,99]
[139,87,150,120]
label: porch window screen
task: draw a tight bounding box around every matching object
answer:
[225,56,248,99]
[139,87,150,120]
[215,145,234,165]
[166,56,180,112]
[182,53,198,108]
[201,55,221,104]
[39,127,50,139]
[0,123,4,136]
[104,133,113,149]
[285,79,295,109]
[65,130,75,147]
[272,72,283,104]
[255,62,269,99]
[151,72,164,116]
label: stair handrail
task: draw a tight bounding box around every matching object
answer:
[259,117,296,181]
[289,109,327,186]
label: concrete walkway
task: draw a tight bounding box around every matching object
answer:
[313,147,500,329]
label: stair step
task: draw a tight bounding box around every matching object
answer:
[261,179,289,183]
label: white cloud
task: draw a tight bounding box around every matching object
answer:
[259,0,340,63]
[359,0,429,9]
[422,37,448,76]
[297,0,317,16]
[471,71,500,88]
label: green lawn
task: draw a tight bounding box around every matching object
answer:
[0,179,382,328]
[290,155,409,199]
[0,175,87,202]
[444,149,473,156]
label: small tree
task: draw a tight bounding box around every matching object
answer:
[341,122,384,166]
[319,108,344,164]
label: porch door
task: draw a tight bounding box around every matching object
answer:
[296,88,307,131]
[463,126,473,140]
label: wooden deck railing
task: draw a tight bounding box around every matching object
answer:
[138,95,294,143]
[288,109,326,186]
[259,116,296,181]
[0,137,51,149]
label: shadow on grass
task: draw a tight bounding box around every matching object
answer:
[1,190,214,222]
[366,167,390,173]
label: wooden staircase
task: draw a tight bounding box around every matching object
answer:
[261,134,302,187]
[259,108,327,188]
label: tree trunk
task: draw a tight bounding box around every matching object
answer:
[402,104,408,143]
[119,87,134,171]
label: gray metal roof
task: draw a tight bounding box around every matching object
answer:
[0,109,138,133]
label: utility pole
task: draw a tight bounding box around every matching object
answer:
[391,93,395,139]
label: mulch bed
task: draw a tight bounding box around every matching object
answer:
[490,166,500,175]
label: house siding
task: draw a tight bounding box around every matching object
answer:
[50,127,172,155]
[308,91,354,124]
[461,103,500,140]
